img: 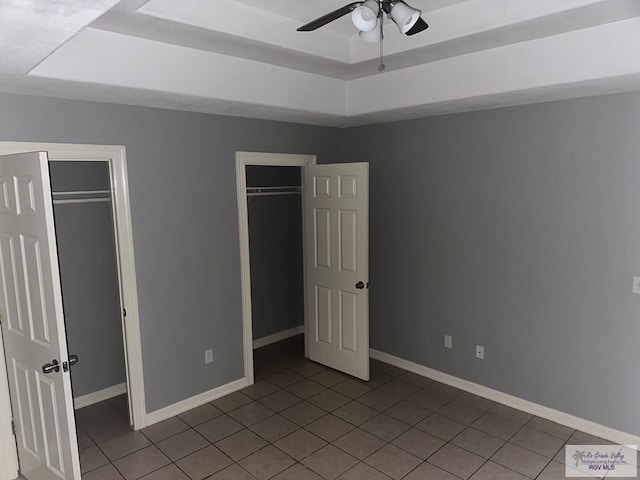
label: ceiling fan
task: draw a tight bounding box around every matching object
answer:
[297,1,428,71]
[297,1,428,39]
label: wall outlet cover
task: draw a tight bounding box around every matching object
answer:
[205,349,214,364]
[633,276,640,294]
[444,335,453,349]
[476,345,484,360]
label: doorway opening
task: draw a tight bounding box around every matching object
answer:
[247,165,304,379]
[50,160,131,438]
[235,152,316,385]
[0,143,145,480]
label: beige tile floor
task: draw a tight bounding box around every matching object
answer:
[26,335,637,479]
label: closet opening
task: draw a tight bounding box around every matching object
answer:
[50,160,131,427]
[235,152,317,385]
[247,165,304,378]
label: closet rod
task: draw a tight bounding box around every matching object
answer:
[246,186,300,197]
[53,198,111,205]
[247,191,301,198]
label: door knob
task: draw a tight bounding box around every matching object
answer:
[355,281,365,289]
[63,355,79,372]
[42,360,60,374]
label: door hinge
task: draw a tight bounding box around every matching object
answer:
[11,420,16,436]
[123,308,127,317]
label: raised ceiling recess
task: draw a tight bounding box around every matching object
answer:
[0,0,638,126]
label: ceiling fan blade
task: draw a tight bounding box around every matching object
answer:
[405,17,429,36]
[297,2,363,31]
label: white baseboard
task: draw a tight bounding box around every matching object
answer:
[74,383,127,410]
[253,325,304,349]
[370,349,640,446]
[145,378,248,427]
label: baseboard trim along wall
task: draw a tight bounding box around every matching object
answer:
[253,325,304,349]
[74,383,127,410]
[370,349,640,446]
[145,378,248,427]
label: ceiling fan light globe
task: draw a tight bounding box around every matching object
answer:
[359,18,382,42]
[390,1,421,34]
[351,0,379,32]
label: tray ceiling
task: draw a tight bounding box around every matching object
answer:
[0,0,639,126]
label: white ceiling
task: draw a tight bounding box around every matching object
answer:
[0,0,639,126]
[0,0,121,74]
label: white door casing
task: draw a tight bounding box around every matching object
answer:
[303,162,369,380]
[0,152,81,479]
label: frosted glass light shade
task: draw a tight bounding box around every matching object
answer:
[390,1,421,34]
[359,18,382,42]
[351,0,379,32]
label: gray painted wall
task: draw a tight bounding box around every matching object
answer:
[0,92,341,412]
[50,161,110,192]
[50,162,126,398]
[340,92,640,436]
[247,166,303,340]
[1,90,638,436]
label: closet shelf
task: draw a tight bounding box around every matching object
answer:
[52,189,111,205]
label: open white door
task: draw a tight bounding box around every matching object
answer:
[303,162,369,380]
[0,152,81,480]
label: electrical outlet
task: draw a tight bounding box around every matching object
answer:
[444,335,453,349]
[205,349,213,364]
[633,276,640,294]
[476,345,484,360]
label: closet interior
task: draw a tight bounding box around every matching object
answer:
[49,161,127,411]
[246,166,305,371]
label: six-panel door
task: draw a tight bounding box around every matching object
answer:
[0,152,81,480]
[303,163,369,380]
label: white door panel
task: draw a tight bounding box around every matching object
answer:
[304,163,369,380]
[0,152,80,480]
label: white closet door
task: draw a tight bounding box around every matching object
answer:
[303,162,369,380]
[0,152,81,480]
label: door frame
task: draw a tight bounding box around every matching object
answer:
[235,152,316,385]
[0,142,146,480]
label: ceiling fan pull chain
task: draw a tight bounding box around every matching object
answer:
[378,11,386,72]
